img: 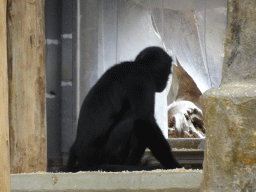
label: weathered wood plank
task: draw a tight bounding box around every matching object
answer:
[0,0,10,191]
[7,0,46,173]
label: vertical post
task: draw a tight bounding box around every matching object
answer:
[0,0,10,190]
[7,0,46,173]
[200,0,256,191]
[45,0,62,171]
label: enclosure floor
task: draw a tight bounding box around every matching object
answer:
[11,169,202,192]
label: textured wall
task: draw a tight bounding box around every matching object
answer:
[200,0,256,191]
[0,0,10,190]
[8,0,46,173]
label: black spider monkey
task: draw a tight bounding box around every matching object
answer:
[67,46,181,172]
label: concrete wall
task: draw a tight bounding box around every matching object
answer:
[45,0,73,169]
[45,0,62,170]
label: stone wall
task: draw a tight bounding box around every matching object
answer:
[200,0,256,191]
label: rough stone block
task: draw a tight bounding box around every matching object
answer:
[200,82,256,191]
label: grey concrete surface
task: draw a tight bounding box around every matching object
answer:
[11,169,202,192]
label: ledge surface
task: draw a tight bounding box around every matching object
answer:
[11,169,202,192]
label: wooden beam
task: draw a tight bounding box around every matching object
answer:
[0,0,10,191]
[7,0,46,173]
